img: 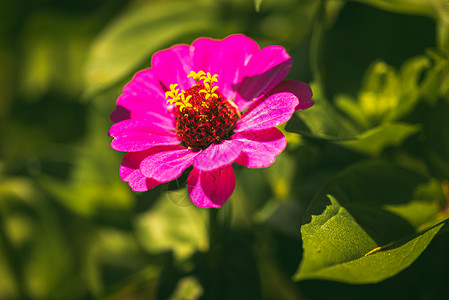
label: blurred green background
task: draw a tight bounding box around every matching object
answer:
[1,0,449,299]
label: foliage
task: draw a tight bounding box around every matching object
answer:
[1,0,449,299]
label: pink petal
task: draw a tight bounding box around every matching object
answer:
[109,119,179,152]
[120,150,159,192]
[234,45,292,111]
[111,95,175,130]
[275,80,314,111]
[187,165,235,208]
[234,91,299,133]
[111,134,179,152]
[191,37,221,73]
[192,34,259,100]
[151,44,194,91]
[233,128,286,168]
[110,104,132,124]
[112,69,171,123]
[193,140,244,171]
[140,146,199,182]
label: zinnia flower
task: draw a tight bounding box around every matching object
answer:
[109,34,313,208]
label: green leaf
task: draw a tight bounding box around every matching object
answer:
[38,106,134,218]
[425,99,449,179]
[294,160,448,284]
[84,1,219,97]
[0,178,81,299]
[336,122,420,156]
[168,276,203,300]
[336,57,432,127]
[353,0,434,18]
[135,192,208,260]
[420,50,449,105]
[18,11,96,100]
[386,56,431,121]
[295,196,445,283]
[289,80,420,154]
[285,83,360,140]
[438,19,449,51]
[103,265,163,300]
[254,0,263,12]
[334,94,371,129]
[357,61,401,124]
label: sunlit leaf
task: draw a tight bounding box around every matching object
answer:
[335,54,446,130]
[357,61,401,124]
[334,94,371,129]
[0,178,77,299]
[438,20,449,51]
[420,50,449,104]
[84,1,219,97]
[19,11,95,100]
[168,276,203,300]
[254,0,263,12]
[294,160,448,283]
[337,122,420,156]
[295,195,446,283]
[387,55,431,121]
[135,192,208,260]
[38,106,134,217]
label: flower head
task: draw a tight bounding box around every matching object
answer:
[109,34,313,208]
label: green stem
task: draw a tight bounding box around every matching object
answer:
[208,208,219,252]
[206,203,233,299]
[0,213,31,300]
[207,208,220,300]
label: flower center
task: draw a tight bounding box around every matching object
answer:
[166,71,240,150]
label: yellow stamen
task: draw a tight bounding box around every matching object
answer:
[167,70,225,112]
[188,70,206,83]
[200,72,218,86]
[192,71,220,101]
[166,83,193,111]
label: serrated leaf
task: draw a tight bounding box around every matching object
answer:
[336,122,420,156]
[84,1,218,97]
[295,197,445,283]
[294,160,448,284]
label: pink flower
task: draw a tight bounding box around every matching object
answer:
[109,34,313,208]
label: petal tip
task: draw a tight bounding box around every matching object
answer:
[187,166,235,208]
[296,99,314,111]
